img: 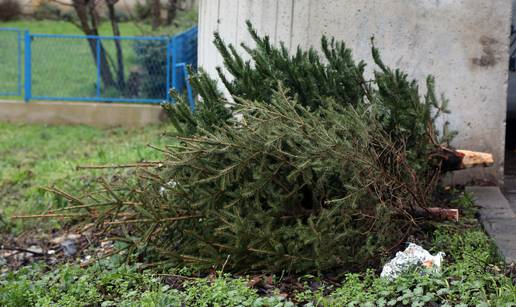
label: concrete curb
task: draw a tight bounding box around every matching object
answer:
[0,100,167,128]
[466,186,516,264]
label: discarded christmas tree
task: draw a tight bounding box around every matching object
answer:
[71,22,458,273]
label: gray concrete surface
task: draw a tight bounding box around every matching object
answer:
[467,186,516,264]
[0,100,166,128]
[503,175,516,215]
[199,0,513,182]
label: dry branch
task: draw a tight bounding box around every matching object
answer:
[104,215,202,225]
[76,162,163,170]
[11,213,91,219]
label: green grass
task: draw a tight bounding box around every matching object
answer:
[0,262,290,307]
[0,223,514,306]
[0,11,197,99]
[0,122,170,231]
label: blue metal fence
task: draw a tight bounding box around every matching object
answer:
[0,26,197,107]
[0,28,22,96]
[171,26,197,110]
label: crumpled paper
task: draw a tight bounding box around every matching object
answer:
[380,243,445,280]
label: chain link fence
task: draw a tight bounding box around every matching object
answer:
[0,27,197,105]
[0,28,21,96]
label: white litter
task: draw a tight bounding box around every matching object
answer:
[380,243,445,280]
[159,180,177,195]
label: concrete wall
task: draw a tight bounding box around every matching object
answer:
[198,0,513,181]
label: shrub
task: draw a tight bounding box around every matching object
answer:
[33,2,61,20]
[131,40,169,99]
[0,0,22,21]
[69,23,455,274]
[114,10,131,22]
[61,10,78,23]
[134,0,151,21]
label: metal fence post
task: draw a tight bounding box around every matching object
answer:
[166,38,172,102]
[24,30,31,102]
[170,36,177,94]
[96,37,101,97]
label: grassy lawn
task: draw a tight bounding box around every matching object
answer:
[0,122,169,232]
[0,11,197,100]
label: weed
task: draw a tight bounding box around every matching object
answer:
[0,221,514,305]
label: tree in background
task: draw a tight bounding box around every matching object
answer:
[150,0,161,29]
[105,0,125,89]
[0,0,22,21]
[134,0,196,29]
[165,0,177,26]
[48,0,126,91]
[150,0,186,29]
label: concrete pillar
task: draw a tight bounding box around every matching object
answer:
[198,0,513,182]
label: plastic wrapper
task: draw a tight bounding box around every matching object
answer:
[380,243,445,280]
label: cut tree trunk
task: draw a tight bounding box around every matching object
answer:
[438,147,494,172]
[414,207,459,222]
[456,150,494,169]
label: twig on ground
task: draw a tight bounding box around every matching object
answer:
[156,273,198,280]
[1,246,46,256]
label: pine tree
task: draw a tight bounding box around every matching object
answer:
[168,22,453,175]
[77,22,455,274]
